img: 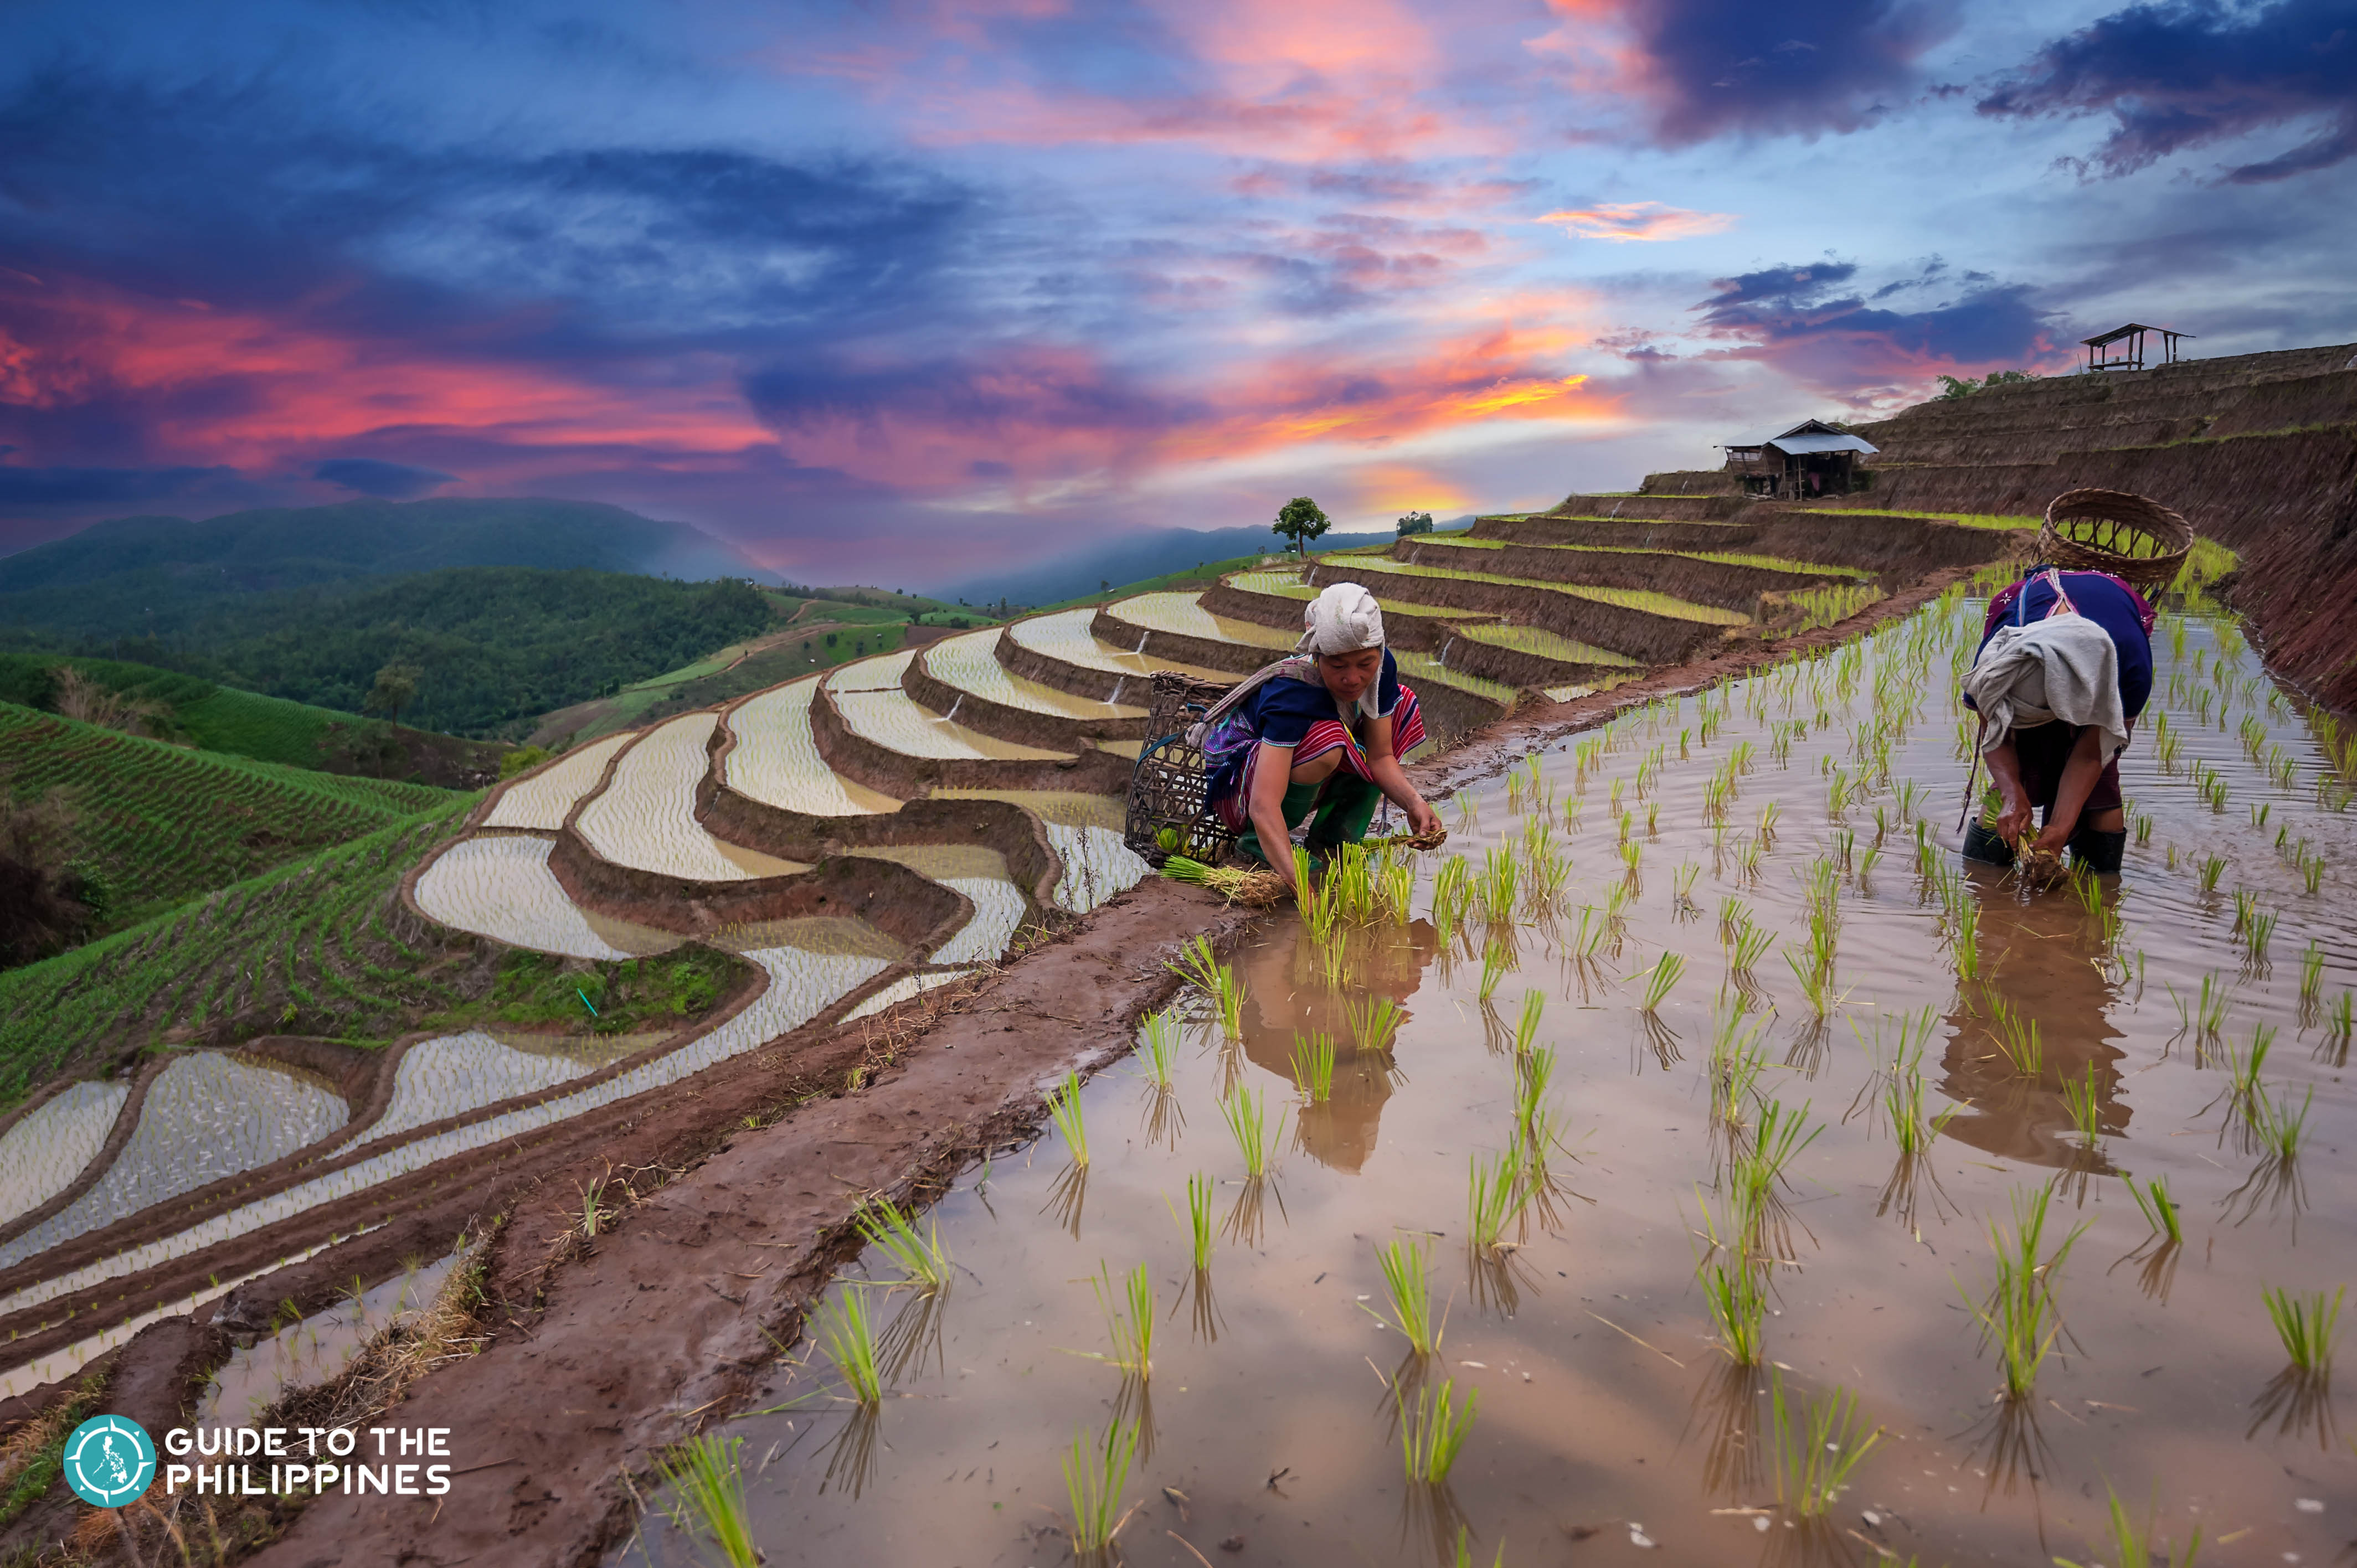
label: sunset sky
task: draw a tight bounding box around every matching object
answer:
[3,0,2351,587]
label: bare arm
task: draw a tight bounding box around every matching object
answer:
[1361,714,1442,838]
[1984,735,2032,845]
[1246,740,1305,897]
[2033,726,2108,853]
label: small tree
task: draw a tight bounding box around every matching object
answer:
[363,662,420,726]
[1396,510,1435,538]
[1274,496,1331,556]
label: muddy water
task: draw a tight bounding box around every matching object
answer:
[629,592,2355,1567]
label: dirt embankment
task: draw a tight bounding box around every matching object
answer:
[0,571,1974,1568]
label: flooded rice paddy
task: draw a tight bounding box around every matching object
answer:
[629,588,2355,1567]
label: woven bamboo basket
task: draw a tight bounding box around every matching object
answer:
[2036,488,2193,591]
[1123,672,1237,865]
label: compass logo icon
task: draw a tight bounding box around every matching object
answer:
[61,1416,156,1508]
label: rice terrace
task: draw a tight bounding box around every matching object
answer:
[4,11,2357,1564]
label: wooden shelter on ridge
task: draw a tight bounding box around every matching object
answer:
[2081,323,2192,373]
[1720,419,1879,499]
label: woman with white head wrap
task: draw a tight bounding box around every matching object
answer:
[1193,582,1443,896]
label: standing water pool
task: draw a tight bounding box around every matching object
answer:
[626,587,2354,1567]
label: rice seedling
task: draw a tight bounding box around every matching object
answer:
[2261,1284,2343,1375]
[1371,1237,1443,1355]
[1729,919,1773,973]
[1433,854,1471,920]
[1958,1185,2088,1400]
[1767,1372,1882,1517]
[1987,998,2043,1078]
[1618,838,1643,876]
[1639,951,1685,1012]
[2244,906,2278,960]
[1289,1031,1336,1104]
[2061,1066,2102,1145]
[1513,989,1544,1054]
[815,1287,886,1406]
[1169,933,1223,996]
[1182,1172,1214,1270]
[2223,1022,2274,1110]
[1709,1006,1769,1128]
[2333,989,2354,1039]
[1478,939,1510,1002]
[1467,1148,1525,1254]
[2053,1488,2205,1568]
[1952,898,1981,981]
[1717,895,1748,940]
[2128,1175,2182,1246]
[1222,1086,1282,1178]
[1783,950,1845,1018]
[1477,850,1519,926]
[1886,1064,1959,1156]
[1061,1416,1141,1554]
[1756,801,1782,840]
[853,1200,951,1292]
[657,1435,759,1568]
[1513,1045,1558,1150]
[1135,1008,1181,1090]
[2302,856,2325,895]
[1399,1378,1479,1484]
[2196,853,2226,892]
[1048,1070,1090,1167]
[1701,1256,1766,1364]
[1347,993,1405,1051]
[2245,1082,2314,1161]
[1085,1261,1155,1379]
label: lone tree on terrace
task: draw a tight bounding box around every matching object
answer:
[1273,495,1331,556]
[1396,510,1434,538]
[363,662,420,726]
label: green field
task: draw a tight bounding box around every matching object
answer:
[0,702,460,935]
[0,800,750,1103]
[0,652,501,781]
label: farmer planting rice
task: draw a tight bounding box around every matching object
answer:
[1192,582,1444,898]
[1960,563,2157,875]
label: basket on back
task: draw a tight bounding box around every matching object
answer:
[2036,488,2193,591]
[1123,670,1238,865]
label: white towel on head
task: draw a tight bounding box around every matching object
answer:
[1963,613,2129,762]
[1299,582,1384,656]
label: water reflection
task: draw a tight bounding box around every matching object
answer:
[1938,874,2133,1172]
[1236,919,1441,1173]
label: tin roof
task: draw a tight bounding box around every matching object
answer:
[1767,432,1878,456]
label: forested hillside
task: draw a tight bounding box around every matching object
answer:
[0,702,459,964]
[4,568,774,738]
[0,653,503,783]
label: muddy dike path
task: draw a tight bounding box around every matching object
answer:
[131,576,1959,1568]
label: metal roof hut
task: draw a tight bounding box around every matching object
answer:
[1721,420,1879,499]
[2081,323,2192,373]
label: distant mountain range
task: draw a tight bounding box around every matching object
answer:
[0,497,773,615]
[944,520,1475,607]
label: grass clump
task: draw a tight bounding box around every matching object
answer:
[1958,1186,2088,1400]
[2128,1175,2182,1245]
[1135,1008,1181,1089]
[815,1288,885,1407]
[1372,1237,1443,1355]
[1399,1378,1479,1484]
[1347,993,1405,1051]
[1639,951,1684,1012]
[853,1199,950,1292]
[1290,1030,1336,1104]
[1467,1148,1524,1254]
[1768,1372,1881,1517]
[2262,1284,2343,1374]
[2054,1488,2205,1568]
[1222,1086,1283,1178]
[1061,1417,1141,1554]
[656,1434,759,1568]
[1047,1070,1089,1167]
[1701,1258,1767,1364]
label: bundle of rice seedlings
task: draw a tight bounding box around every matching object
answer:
[1160,856,1291,906]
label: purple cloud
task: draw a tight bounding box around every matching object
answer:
[1617,0,1961,143]
[1979,0,2357,182]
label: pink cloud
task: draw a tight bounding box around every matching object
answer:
[1536,200,1737,242]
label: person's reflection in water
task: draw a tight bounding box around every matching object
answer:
[1233,917,1442,1173]
[1937,868,2133,1178]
